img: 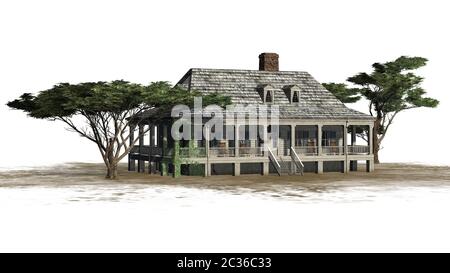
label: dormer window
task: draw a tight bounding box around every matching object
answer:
[258,84,275,103]
[265,90,273,102]
[285,85,301,103]
[292,91,299,103]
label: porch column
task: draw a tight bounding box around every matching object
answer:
[276,125,281,157]
[161,124,168,176]
[290,124,296,174]
[317,124,323,156]
[148,124,155,174]
[162,124,168,153]
[291,124,296,150]
[350,126,358,171]
[128,124,136,171]
[224,125,229,149]
[156,125,161,173]
[261,124,268,156]
[249,125,256,149]
[234,124,239,157]
[138,125,145,173]
[367,123,375,173]
[351,125,357,145]
[205,126,210,176]
[156,125,161,147]
[150,124,156,147]
[173,139,181,178]
[343,124,348,173]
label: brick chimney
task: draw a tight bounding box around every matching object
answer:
[259,53,279,71]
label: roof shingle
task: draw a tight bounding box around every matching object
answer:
[177,68,373,120]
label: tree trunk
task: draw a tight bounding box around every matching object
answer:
[373,116,382,164]
[105,163,118,179]
[104,138,118,179]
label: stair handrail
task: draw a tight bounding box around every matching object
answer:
[290,146,304,176]
[267,146,281,176]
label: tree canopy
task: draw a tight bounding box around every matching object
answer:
[7,80,230,178]
[323,56,439,163]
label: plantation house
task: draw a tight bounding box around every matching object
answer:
[128,53,375,177]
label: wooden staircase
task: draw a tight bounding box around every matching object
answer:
[267,146,304,176]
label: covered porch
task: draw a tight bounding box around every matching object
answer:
[128,119,375,176]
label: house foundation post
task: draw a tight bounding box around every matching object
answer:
[317,160,323,174]
[262,162,269,175]
[350,161,358,171]
[161,161,168,176]
[234,162,240,176]
[367,160,374,172]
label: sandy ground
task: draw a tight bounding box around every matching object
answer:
[1,163,450,252]
[3,162,450,185]
[1,163,450,201]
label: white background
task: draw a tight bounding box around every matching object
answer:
[1,0,450,253]
[0,0,449,166]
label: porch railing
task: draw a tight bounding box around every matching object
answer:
[179,147,206,158]
[238,147,264,157]
[133,145,370,158]
[294,146,319,156]
[321,146,344,155]
[209,147,235,157]
[347,145,369,155]
[130,145,162,156]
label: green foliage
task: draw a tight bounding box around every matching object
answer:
[200,91,232,107]
[7,80,230,178]
[322,56,440,162]
[323,56,439,113]
[322,83,361,103]
[7,81,230,119]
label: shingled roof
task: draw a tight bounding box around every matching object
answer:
[176,68,373,120]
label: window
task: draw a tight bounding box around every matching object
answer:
[292,91,299,103]
[323,131,337,139]
[323,130,337,146]
[297,131,309,146]
[285,85,301,103]
[300,131,309,139]
[259,85,275,103]
[265,90,273,103]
